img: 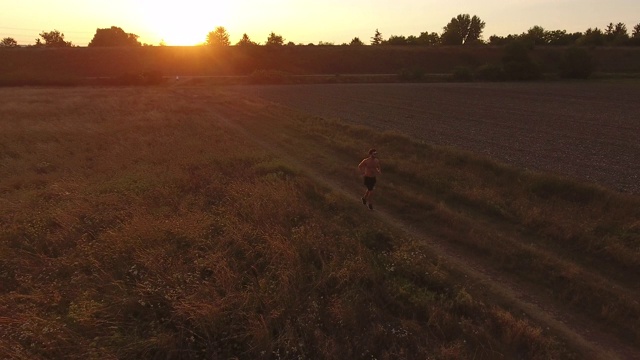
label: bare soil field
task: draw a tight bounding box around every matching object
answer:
[230,81,640,194]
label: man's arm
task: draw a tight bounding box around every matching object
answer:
[358,159,367,175]
[376,159,381,174]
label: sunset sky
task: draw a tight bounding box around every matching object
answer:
[1,0,639,46]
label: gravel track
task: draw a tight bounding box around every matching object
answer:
[231,82,640,194]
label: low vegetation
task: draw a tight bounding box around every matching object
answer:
[1,85,638,359]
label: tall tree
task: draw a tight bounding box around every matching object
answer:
[370,29,383,45]
[605,22,629,44]
[577,28,604,46]
[266,32,284,46]
[37,30,72,47]
[629,23,640,45]
[441,14,485,45]
[524,25,548,46]
[206,26,231,46]
[89,26,141,47]
[0,37,18,47]
[236,33,256,46]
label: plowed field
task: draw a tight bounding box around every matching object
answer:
[231,82,640,194]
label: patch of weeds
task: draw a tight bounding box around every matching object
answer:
[254,160,299,180]
[529,176,599,204]
[357,228,394,252]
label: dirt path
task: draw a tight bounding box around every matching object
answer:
[192,96,639,360]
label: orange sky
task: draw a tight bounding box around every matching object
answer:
[1,0,639,46]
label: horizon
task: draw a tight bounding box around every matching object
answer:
[1,0,639,46]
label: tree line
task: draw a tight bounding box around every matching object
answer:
[1,14,639,48]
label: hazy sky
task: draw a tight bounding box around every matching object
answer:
[1,0,639,46]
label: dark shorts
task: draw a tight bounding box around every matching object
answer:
[364,176,377,191]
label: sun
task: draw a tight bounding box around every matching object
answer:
[137,1,230,45]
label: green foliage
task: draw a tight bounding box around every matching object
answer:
[371,28,383,45]
[397,67,425,81]
[236,33,256,46]
[488,34,520,46]
[387,35,407,45]
[89,26,141,47]
[501,41,541,80]
[559,47,594,79]
[417,31,440,45]
[577,28,605,46]
[631,24,640,45]
[605,22,629,45]
[474,63,506,81]
[206,26,230,46]
[1,37,18,47]
[349,37,364,46]
[451,66,474,82]
[36,30,72,47]
[266,32,284,46]
[441,14,486,45]
[524,25,548,46]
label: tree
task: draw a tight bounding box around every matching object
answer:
[406,35,419,45]
[37,30,72,47]
[349,37,364,46]
[206,26,230,46]
[0,37,18,47]
[630,23,640,45]
[266,32,284,46]
[88,26,141,47]
[546,30,582,46]
[441,14,485,45]
[387,35,407,45]
[488,34,519,46]
[236,33,256,46]
[524,25,548,46]
[577,28,604,46]
[371,29,383,45]
[501,41,541,80]
[417,31,440,45]
[605,22,629,45]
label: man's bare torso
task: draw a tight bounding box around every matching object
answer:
[359,157,380,177]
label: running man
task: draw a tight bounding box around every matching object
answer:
[358,148,381,210]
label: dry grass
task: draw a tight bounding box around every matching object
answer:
[213,89,640,350]
[2,84,634,359]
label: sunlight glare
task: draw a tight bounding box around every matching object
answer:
[137,1,230,45]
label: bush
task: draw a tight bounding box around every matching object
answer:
[397,67,425,81]
[559,47,594,79]
[503,61,542,81]
[451,66,474,82]
[502,42,542,81]
[474,63,506,82]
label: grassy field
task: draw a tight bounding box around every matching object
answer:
[1,84,638,359]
